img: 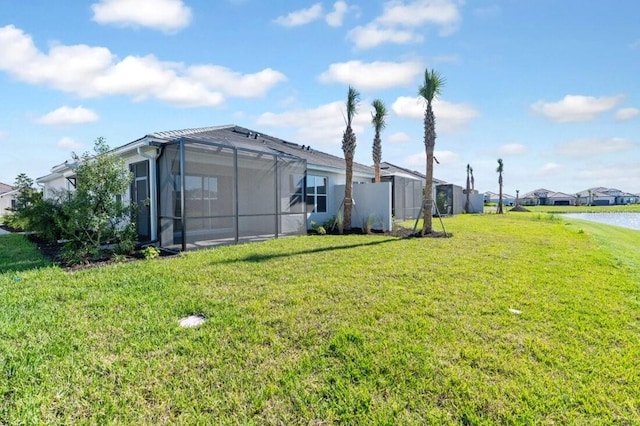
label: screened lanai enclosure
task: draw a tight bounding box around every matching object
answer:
[157,138,307,250]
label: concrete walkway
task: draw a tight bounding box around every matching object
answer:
[0,227,11,235]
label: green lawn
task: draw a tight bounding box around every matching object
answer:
[1,213,639,424]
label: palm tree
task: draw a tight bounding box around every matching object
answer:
[465,163,471,213]
[470,166,475,191]
[496,158,504,214]
[371,99,387,183]
[341,86,360,232]
[418,68,445,235]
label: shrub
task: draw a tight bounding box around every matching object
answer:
[141,245,161,260]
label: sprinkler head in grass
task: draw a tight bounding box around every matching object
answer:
[179,315,206,328]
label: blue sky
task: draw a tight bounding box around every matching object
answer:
[1,0,639,196]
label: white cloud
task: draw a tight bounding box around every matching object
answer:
[536,162,562,175]
[0,25,286,108]
[92,0,192,33]
[391,96,479,134]
[37,106,99,125]
[531,94,624,123]
[188,66,287,98]
[56,137,84,150]
[376,0,462,35]
[388,132,411,144]
[498,143,527,155]
[256,100,373,149]
[615,107,640,121]
[556,137,635,157]
[347,23,423,50]
[326,1,349,27]
[348,0,463,49]
[404,149,459,168]
[318,60,422,89]
[273,3,323,27]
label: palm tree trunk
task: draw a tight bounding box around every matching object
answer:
[497,174,503,214]
[422,104,435,235]
[422,145,434,234]
[344,152,353,231]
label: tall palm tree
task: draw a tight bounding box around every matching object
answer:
[465,163,471,213]
[371,99,388,183]
[418,68,445,235]
[341,86,360,231]
[496,158,504,214]
[470,166,475,191]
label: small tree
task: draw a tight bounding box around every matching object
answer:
[57,138,135,262]
[418,68,445,235]
[496,158,504,214]
[3,173,43,231]
[341,86,360,232]
[371,99,388,183]
[465,164,471,213]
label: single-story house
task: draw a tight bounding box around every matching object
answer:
[38,125,396,250]
[576,187,637,205]
[0,183,17,217]
[520,189,576,206]
[484,191,516,206]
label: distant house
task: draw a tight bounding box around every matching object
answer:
[38,125,393,250]
[520,188,578,206]
[576,187,637,205]
[0,183,17,217]
[484,191,516,206]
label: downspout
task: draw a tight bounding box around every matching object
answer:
[137,145,160,242]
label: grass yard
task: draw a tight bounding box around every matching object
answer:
[1,213,639,424]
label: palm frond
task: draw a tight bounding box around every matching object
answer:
[418,68,445,104]
[346,86,361,126]
[371,99,388,130]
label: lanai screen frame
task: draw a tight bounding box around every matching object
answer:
[157,137,307,251]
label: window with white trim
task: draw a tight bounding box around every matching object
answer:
[306,175,327,213]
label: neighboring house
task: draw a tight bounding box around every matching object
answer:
[576,187,637,205]
[38,125,389,250]
[0,183,17,217]
[520,188,554,206]
[484,191,515,206]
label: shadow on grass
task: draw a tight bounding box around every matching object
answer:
[0,234,52,274]
[213,237,401,265]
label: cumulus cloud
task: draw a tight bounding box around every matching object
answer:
[0,25,286,108]
[256,100,373,148]
[326,1,349,27]
[347,23,423,50]
[391,96,479,134]
[404,150,459,168]
[388,132,411,144]
[318,60,422,89]
[56,137,84,150]
[273,3,324,27]
[531,94,624,123]
[615,107,640,121]
[556,137,635,157]
[348,0,463,49]
[37,106,99,125]
[536,162,563,175]
[498,143,527,155]
[92,0,192,33]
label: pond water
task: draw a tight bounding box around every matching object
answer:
[561,212,640,231]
